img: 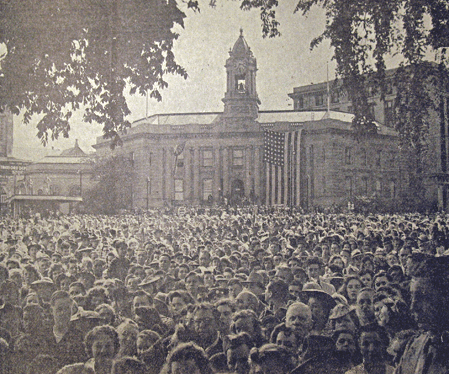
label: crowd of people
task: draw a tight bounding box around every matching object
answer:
[0,205,449,373]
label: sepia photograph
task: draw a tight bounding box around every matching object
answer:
[0,0,448,373]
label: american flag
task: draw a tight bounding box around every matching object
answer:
[263,130,285,166]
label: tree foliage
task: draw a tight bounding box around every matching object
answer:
[241,0,449,140]
[82,155,136,214]
[0,0,188,147]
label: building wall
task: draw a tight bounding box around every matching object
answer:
[25,162,95,197]
[0,111,13,157]
[301,130,404,208]
[96,126,265,208]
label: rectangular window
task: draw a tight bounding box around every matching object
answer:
[129,152,135,167]
[174,179,184,201]
[347,105,353,113]
[376,150,382,167]
[345,176,353,197]
[331,90,339,103]
[315,93,324,106]
[202,179,213,201]
[202,149,213,167]
[233,149,244,166]
[390,180,396,198]
[322,176,327,195]
[361,177,368,195]
[360,148,367,166]
[376,179,382,194]
[384,100,394,126]
[296,96,304,109]
[345,147,352,165]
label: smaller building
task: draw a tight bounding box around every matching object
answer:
[10,140,95,216]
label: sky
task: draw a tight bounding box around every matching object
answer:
[12,2,345,161]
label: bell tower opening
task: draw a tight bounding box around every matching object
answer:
[222,29,260,121]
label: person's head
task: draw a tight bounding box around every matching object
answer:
[356,288,375,322]
[358,324,389,366]
[215,299,235,334]
[306,257,324,281]
[333,329,357,355]
[168,290,193,316]
[339,275,363,304]
[271,324,301,356]
[95,303,116,326]
[231,309,262,343]
[249,344,296,374]
[373,271,391,291]
[199,251,211,268]
[228,278,244,299]
[85,325,120,361]
[116,322,139,357]
[329,304,359,333]
[224,332,252,374]
[265,279,289,305]
[136,330,161,356]
[203,271,215,288]
[159,254,171,272]
[191,303,219,343]
[358,270,374,289]
[275,266,293,284]
[160,342,213,374]
[85,286,109,311]
[50,291,74,327]
[285,302,313,339]
[288,279,303,300]
[185,272,201,296]
[113,240,128,258]
[399,246,412,273]
[132,290,153,316]
[301,290,336,332]
[111,356,146,374]
[235,290,259,312]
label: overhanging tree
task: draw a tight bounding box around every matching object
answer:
[240,0,449,137]
[0,0,194,147]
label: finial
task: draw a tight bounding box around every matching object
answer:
[240,28,243,37]
[75,139,79,146]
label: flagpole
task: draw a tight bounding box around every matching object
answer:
[326,61,330,115]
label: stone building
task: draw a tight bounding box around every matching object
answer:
[94,31,405,210]
[288,67,449,209]
[10,140,95,216]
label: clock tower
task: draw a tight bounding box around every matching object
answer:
[222,29,260,121]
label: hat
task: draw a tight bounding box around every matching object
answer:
[351,249,362,258]
[300,282,337,310]
[242,271,264,288]
[30,278,56,290]
[329,303,356,320]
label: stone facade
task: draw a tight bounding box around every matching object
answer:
[24,140,95,197]
[94,32,405,210]
[288,67,449,209]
